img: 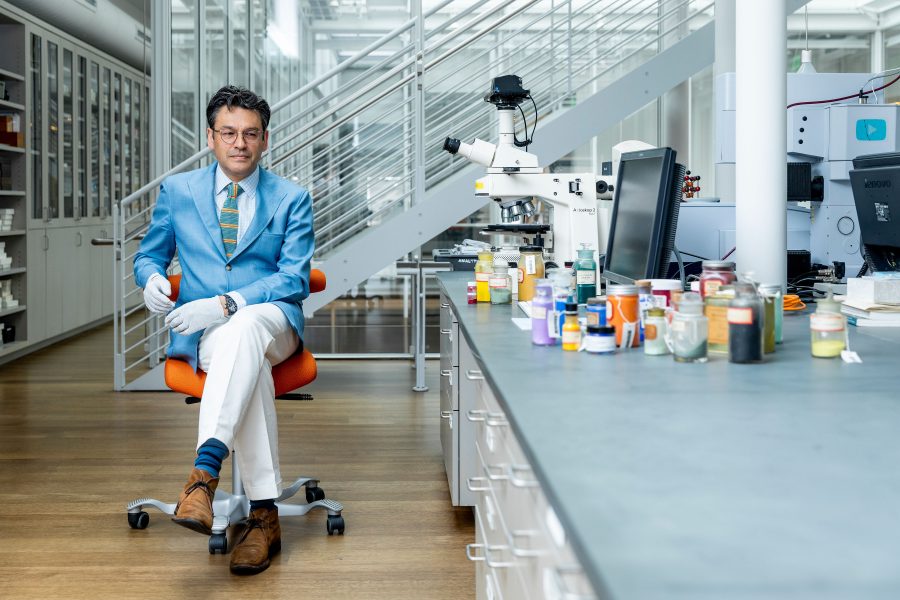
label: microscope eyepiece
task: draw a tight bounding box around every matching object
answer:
[443,137,461,154]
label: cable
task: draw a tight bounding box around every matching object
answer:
[673,244,686,291]
[721,246,735,261]
[529,95,538,147]
[783,294,807,311]
[787,72,900,109]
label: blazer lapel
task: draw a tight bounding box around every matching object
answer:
[230,168,288,261]
[187,163,227,260]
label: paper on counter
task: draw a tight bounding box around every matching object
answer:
[511,317,532,331]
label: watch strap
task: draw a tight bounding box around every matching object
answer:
[223,294,238,316]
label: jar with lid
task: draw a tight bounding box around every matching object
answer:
[547,268,571,339]
[581,325,616,354]
[758,283,784,345]
[489,260,512,304]
[474,251,494,303]
[668,292,708,362]
[700,260,736,299]
[758,284,778,354]
[644,307,669,355]
[606,284,640,348]
[574,243,597,304]
[728,281,763,363]
[704,286,734,354]
[561,302,582,351]
[517,245,545,301]
[585,297,606,327]
[531,279,555,346]
[810,292,846,358]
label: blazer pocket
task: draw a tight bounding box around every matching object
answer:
[254,233,286,261]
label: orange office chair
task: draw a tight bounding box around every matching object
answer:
[126,269,345,554]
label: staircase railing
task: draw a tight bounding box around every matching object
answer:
[113,0,714,390]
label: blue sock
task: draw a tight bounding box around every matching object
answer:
[249,498,276,512]
[194,438,229,478]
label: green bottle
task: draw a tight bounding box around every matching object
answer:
[574,243,597,304]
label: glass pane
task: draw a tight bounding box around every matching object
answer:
[79,56,87,218]
[103,67,111,217]
[48,41,58,220]
[113,73,121,206]
[133,78,141,193]
[251,0,266,94]
[91,62,99,217]
[205,0,227,97]
[171,0,199,164]
[31,35,42,220]
[123,78,131,196]
[231,0,248,86]
[63,49,73,219]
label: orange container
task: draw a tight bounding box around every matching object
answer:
[606,284,640,348]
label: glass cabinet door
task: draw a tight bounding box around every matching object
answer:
[30,34,42,220]
[133,79,141,197]
[90,62,99,218]
[102,67,110,218]
[123,78,131,197]
[113,73,121,206]
[47,40,59,220]
[63,48,73,219]
[78,56,87,219]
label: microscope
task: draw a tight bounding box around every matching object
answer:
[443,75,611,265]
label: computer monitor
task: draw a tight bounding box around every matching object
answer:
[603,147,685,285]
[849,152,900,272]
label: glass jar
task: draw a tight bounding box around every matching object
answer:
[517,245,544,301]
[574,243,597,304]
[474,251,493,303]
[585,296,606,327]
[643,307,669,355]
[700,260,736,299]
[704,286,734,354]
[810,292,845,358]
[606,284,640,349]
[548,269,571,339]
[758,284,778,354]
[758,283,783,345]
[561,302,581,351]
[669,292,708,362]
[531,279,555,346]
[728,281,763,363]
[489,260,512,305]
[582,325,616,354]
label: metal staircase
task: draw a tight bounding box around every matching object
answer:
[114,0,719,390]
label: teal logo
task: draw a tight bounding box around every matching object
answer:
[856,119,887,141]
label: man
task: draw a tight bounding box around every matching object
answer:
[134,85,314,575]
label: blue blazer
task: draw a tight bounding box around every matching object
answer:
[134,163,314,370]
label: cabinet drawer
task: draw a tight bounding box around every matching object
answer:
[474,495,532,600]
[440,407,459,506]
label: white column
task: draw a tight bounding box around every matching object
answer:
[714,0,735,203]
[736,0,786,286]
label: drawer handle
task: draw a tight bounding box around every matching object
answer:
[550,565,596,600]
[440,302,450,309]
[508,464,539,488]
[466,476,490,492]
[465,543,485,562]
[484,545,513,569]
[466,409,486,422]
[510,529,544,558]
[485,413,507,427]
[440,328,452,335]
[465,369,484,381]
[440,369,452,377]
[485,464,509,482]
[440,410,452,419]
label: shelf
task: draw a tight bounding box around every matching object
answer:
[0,304,25,318]
[0,340,29,359]
[0,144,24,154]
[0,98,24,111]
[0,267,25,276]
[0,230,26,237]
[0,190,25,196]
[0,68,24,82]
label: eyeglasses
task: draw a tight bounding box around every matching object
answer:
[212,128,263,145]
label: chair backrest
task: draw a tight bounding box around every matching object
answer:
[166,269,326,301]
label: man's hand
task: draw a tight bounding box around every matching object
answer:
[143,273,174,314]
[165,297,225,335]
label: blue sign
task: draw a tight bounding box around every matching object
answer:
[856,119,888,141]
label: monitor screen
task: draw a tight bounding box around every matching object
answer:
[850,152,900,271]
[604,147,683,284]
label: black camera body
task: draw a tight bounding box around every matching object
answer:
[484,75,530,109]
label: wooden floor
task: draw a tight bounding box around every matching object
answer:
[0,324,474,599]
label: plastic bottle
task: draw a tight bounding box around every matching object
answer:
[574,243,597,304]
[531,280,555,346]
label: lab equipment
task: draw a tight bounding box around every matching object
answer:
[728,282,764,364]
[490,260,513,304]
[643,308,669,356]
[475,252,493,302]
[603,147,686,285]
[849,152,900,273]
[574,244,597,304]
[531,280,555,346]
[669,292,708,363]
[607,284,640,349]
[562,302,582,351]
[699,261,736,299]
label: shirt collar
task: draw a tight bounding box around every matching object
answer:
[215,164,260,197]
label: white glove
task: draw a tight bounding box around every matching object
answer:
[165,297,225,335]
[143,273,174,314]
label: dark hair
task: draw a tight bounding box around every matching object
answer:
[206,85,271,131]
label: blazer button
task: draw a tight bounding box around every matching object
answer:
[225,264,232,271]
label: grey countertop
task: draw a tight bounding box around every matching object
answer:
[438,272,900,600]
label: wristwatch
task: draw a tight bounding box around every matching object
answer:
[222,294,238,317]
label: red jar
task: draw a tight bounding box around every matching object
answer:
[699,261,736,299]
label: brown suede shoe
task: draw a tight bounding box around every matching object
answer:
[230,506,282,575]
[172,467,219,534]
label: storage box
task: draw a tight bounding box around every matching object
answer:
[0,131,24,147]
[847,277,900,306]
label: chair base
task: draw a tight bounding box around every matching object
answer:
[126,473,345,553]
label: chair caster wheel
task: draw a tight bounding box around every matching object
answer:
[326,515,345,535]
[209,533,228,554]
[306,486,325,503]
[128,511,150,530]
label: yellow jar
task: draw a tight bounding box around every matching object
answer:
[475,251,493,303]
[517,245,545,302]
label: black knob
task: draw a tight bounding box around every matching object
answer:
[596,180,608,194]
[443,137,460,154]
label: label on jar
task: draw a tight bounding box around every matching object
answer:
[475,272,490,282]
[576,270,595,285]
[727,307,754,325]
[645,323,658,340]
[706,305,729,345]
[562,330,581,345]
[489,277,508,288]
[810,313,845,332]
[525,254,537,275]
[532,306,547,319]
[702,280,722,297]
[517,268,524,283]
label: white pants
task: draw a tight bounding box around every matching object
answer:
[196,303,299,500]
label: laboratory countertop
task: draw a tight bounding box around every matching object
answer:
[437,272,900,600]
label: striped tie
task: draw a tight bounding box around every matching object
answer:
[221,182,241,259]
